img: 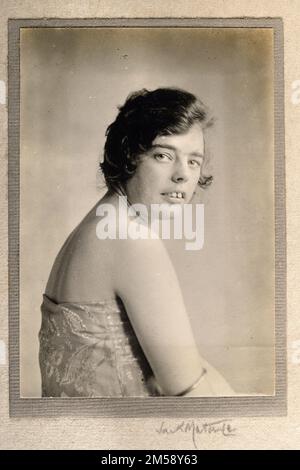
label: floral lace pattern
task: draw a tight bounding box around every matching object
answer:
[39,295,160,397]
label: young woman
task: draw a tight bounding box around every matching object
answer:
[39,87,235,397]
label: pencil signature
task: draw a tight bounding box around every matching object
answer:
[156,419,236,449]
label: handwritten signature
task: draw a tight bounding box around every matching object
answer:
[156,419,236,449]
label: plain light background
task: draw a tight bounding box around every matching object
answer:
[20,27,275,397]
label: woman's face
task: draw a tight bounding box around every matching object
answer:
[124,122,205,212]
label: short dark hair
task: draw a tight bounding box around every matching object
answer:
[100,87,213,193]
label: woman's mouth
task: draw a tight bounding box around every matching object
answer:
[161,191,185,202]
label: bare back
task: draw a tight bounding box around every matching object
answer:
[45,191,120,303]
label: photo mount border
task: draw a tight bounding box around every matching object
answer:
[8,17,286,418]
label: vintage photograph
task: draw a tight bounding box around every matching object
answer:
[15,22,278,405]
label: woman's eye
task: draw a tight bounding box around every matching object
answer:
[154,153,172,162]
[189,159,201,167]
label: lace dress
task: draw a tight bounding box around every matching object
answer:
[39,294,160,397]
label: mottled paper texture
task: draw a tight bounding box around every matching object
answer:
[0,0,298,450]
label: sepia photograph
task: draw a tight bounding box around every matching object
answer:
[7,18,285,416]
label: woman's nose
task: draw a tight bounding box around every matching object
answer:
[171,161,189,183]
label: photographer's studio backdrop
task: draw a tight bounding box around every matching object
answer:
[20,27,274,397]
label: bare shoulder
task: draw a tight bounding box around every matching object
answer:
[114,223,171,267]
[92,192,166,261]
[112,223,182,305]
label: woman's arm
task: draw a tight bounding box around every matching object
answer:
[112,229,233,396]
